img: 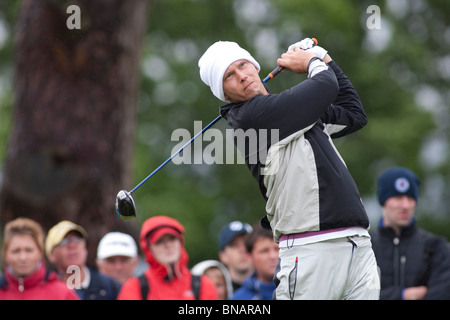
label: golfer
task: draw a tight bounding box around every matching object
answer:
[198,39,380,299]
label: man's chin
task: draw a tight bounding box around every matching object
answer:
[397,218,413,227]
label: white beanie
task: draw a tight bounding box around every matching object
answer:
[198,41,260,102]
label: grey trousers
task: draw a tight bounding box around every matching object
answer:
[274,236,380,300]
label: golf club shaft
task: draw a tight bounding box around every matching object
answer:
[130,114,222,194]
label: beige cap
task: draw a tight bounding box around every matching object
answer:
[45,220,87,257]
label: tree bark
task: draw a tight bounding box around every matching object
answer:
[0,0,149,264]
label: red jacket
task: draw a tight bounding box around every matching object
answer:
[0,263,79,300]
[118,216,218,300]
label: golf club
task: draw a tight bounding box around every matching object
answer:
[116,38,318,220]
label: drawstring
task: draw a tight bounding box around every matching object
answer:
[347,237,357,273]
[287,235,295,249]
[348,237,357,255]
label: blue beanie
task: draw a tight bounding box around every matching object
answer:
[377,167,420,205]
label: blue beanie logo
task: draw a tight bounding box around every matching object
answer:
[377,167,420,205]
[395,177,410,193]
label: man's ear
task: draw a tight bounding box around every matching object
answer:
[223,87,230,101]
[95,258,101,270]
[218,250,229,265]
[48,251,57,264]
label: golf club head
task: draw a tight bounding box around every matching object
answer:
[115,190,136,220]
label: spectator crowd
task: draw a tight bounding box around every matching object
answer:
[1,167,449,300]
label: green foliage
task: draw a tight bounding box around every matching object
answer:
[1,0,449,265]
[132,0,449,264]
[0,3,15,167]
[0,88,12,159]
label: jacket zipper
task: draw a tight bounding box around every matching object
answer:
[18,277,24,292]
[400,255,406,288]
[393,237,400,286]
[393,236,407,287]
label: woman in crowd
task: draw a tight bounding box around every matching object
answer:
[0,217,79,300]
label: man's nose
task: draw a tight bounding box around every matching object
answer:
[399,195,412,207]
[236,70,247,82]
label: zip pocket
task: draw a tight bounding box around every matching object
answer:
[288,257,298,300]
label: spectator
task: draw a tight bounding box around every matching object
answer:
[0,217,79,300]
[191,260,233,300]
[230,223,278,300]
[96,232,139,284]
[118,215,218,300]
[45,220,121,300]
[218,221,254,291]
[371,167,450,300]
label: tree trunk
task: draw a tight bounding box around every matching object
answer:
[0,0,149,264]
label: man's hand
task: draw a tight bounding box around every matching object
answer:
[403,286,428,300]
[277,48,316,74]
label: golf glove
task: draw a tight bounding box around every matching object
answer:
[288,38,316,51]
[288,38,328,60]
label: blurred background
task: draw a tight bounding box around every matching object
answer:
[0,0,449,266]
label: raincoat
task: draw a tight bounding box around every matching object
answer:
[118,216,217,300]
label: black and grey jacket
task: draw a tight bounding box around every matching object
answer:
[220,59,369,241]
[371,219,450,300]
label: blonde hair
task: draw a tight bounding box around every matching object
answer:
[2,218,45,258]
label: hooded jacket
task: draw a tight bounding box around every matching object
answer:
[220,60,369,241]
[118,216,218,300]
[221,61,369,242]
[0,263,79,300]
[191,259,234,299]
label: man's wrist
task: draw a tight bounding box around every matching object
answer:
[323,54,332,63]
[307,57,328,78]
[307,57,322,72]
